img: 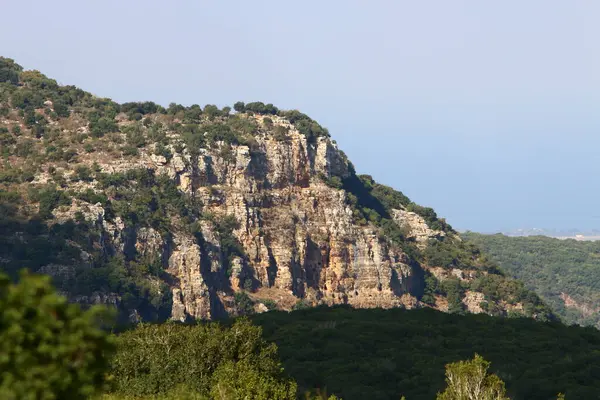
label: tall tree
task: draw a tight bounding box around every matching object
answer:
[437,354,509,400]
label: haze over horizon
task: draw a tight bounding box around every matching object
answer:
[1,0,598,233]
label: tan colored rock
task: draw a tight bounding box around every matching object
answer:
[255,303,269,313]
[462,290,486,314]
[167,235,212,321]
[151,153,167,165]
[32,121,462,320]
[392,209,446,249]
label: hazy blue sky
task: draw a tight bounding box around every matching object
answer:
[1,1,599,232]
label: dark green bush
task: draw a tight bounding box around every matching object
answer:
[0,57,22,85]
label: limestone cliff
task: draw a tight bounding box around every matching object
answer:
[0,57,554,322]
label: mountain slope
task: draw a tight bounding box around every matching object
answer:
[462,232,600,328]
[0,57,553,322]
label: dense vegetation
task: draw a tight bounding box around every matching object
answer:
[252,306,600,400]
[0,57,330,165]
[108,319,297,399]
[0,270,323,400]
[1,271,582,400]
[462,232,600,328]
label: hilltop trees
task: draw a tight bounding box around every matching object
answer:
[232,101,278,115]
[0,57,23,85]
[233,101,245,112]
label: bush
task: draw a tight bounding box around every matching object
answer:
[74,165,93,182]
[121,101,159,116]
[0,57,22,85]
[90,116,118,138]
[279,109,329,142]
[53,100,69,117]
[29,186,72,219]
[121,145,139,156]
[244,101,279,115]
[324,175,343,189]
[273,125,289,141]
[209,214,247,276]
[183,105,202,122]
[154,143,172,161]
[77,188,108,205]
[226,115,259,136]
[234,292,255,315]
[124,124,146,148]
[233,101,246,113]
[203,104,221,119]
[407,203,452,232]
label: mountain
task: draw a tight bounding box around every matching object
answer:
[0,57,553,323]
[462,232,600,328]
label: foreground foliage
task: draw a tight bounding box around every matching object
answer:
[0,271,300,399]
[462,232,600,327]
[252,306,600,400]
[0,273,584,399]
[108,319,297,399]
[0,271,113,400]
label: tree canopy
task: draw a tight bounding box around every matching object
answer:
[436,354,509,400]
[0,271,113,399]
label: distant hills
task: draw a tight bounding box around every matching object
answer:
[462,232,600,328]
[486,228,600,240]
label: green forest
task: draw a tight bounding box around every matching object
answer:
[3,270,598,400]
[462,232,600,328]
[253,306,600,400]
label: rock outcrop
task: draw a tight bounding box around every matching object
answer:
[71,128,423,320]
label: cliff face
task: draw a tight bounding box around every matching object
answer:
[61,122,419,320]
[0,57,554,322]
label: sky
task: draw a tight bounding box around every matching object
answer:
[1,1,599,232]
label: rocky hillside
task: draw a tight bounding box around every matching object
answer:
[0,57,553,323]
